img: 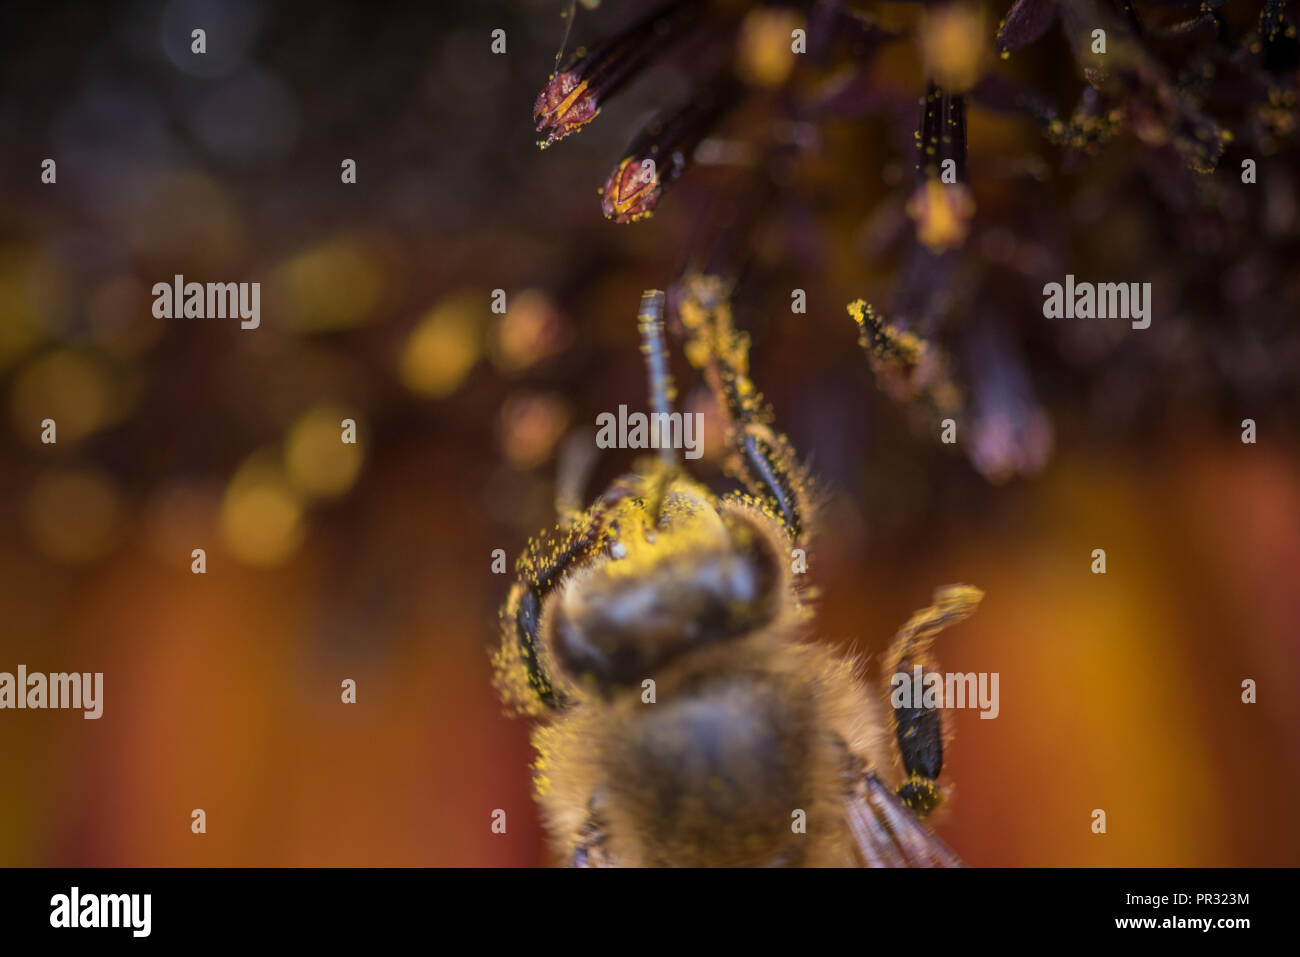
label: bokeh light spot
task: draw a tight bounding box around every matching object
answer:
[284,405,365,500]
[220,456,306,567]
[399,292,484,398]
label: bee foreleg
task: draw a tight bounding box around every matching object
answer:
[637,289,680,466]
[504,479,640,711]
[672,275,808,541]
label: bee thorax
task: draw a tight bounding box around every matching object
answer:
[603,674,817,867]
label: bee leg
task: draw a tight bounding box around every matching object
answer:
[637,289,680,466]
[506,480,639,711]
[570,799,616,867]
[883,585,983,818]
[556,288,674,524]
[507,515,602,711]
[728,420,804,542]
[673,276,808,541]
[554,430,600,527]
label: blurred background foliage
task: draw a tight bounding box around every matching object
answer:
[0,0,1297,865]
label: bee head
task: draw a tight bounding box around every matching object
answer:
[547,495,788,695]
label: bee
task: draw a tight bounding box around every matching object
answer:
[494,277,982,866]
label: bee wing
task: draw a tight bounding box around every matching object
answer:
[845,771,963,868]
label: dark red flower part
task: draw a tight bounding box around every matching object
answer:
[601,156,664,224]
[534,71,601,149]
[995,0,1059,57]
[598,74,742,224]
[961,311,1053,484]
[918,82,969,183]
[806,4,899,65]
[533,0,702,150]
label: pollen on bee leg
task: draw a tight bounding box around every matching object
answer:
[897,772,944,816]
[886,585,984,676]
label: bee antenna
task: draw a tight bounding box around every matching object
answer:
[637,289,678,465]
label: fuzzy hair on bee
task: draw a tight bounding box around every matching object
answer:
[493,279,981,867]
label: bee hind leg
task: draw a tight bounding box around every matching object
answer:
[570,798,615,867]
[883,585,983,818]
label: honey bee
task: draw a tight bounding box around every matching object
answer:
[494,277,982,867]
